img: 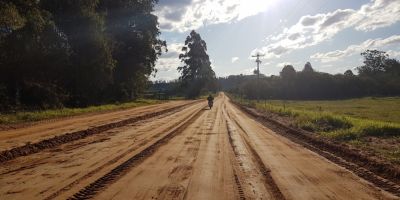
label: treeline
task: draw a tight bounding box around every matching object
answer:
[220,50,400,100]
[151,30,217,99]
[0,0,165,111]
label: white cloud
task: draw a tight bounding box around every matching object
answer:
[155,43,183,72]
[311,34,400,63]
[240,68,256,75]
[252,0,400,59]
[387,50,400,59]
[231,57,239,63]
[356,0,400,31]
[155,0,276,32]
[276,62,293,68]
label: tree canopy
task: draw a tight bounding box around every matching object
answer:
[357,50,389,75]
[178,30,216,98]
[220,50,400,100]
[302,62,314,73]
[0,0,165,111]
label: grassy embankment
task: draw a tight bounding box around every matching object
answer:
[0,99,163,125]
[232,95,400,164]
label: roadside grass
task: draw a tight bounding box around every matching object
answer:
[0,99,163,125]
[264,97,400,123]
[230,95,400,164]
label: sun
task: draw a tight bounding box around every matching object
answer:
[238,0,277,19]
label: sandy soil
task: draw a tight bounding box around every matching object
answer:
[0,100,192,151]
[0,93,398,200]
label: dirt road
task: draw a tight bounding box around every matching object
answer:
[0,94,398,199]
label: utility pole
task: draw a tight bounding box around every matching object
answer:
[252,53,265,102]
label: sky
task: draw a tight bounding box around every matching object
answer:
[152,0,400,81]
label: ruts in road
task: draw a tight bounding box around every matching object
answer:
[0,93,398,200]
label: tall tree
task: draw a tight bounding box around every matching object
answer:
[302,62,314,73]
[0,1,26,38]
[178,30,216,98]
[357,50,388,76]
[99,0,166,101]
[344,69,354,76]
[280,65,296,79]
[0,0,71,109]
[41,0,115,106]
[0,0,167,111]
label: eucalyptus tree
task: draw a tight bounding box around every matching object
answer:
[178,30,216,98]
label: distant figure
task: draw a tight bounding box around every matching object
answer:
[207,94,214,109]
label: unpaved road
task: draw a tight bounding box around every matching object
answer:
[0,93,398,200]
[0,100,192,151]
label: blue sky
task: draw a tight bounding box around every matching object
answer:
[153,0,400,80]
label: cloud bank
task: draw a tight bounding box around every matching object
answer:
[155,0,274,32]
[156,43,183,72]
[311,35,400,63]
[251,0,400,59]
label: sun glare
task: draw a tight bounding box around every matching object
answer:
[238,0,277,19]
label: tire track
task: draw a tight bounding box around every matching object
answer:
[44,109,198,200]
[223,106,285,200]
[236,103,400,197]
[67,105,206,200]
[0,102,166,131]
[0,101,199,164]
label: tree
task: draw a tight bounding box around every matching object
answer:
[0,0,167,111]
[41,0,116,106]
[383,58,400,75]
[99,0,166,101]
[344,69,354,76]
[0,1,26,38]
[302,62,314,73]
[253,69,259,75]
[280,65,296,79]
[178,30,216,98]
[357,50,388,76]
[0,0,71,109]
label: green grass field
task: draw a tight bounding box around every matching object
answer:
[232,96,400,164]
[265,97,400,123]
[0,99,163,125]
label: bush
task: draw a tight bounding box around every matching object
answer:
[20,81,67,110]
[322,120,400,141]
[355,121,400,137]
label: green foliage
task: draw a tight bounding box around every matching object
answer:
[42,0,116,105]
[357,50,388,75]
[100,0,166,101]
[263,97,400,123]
[280,64,296,79]
[322,120,400,141]
[230,95,400,164]
[344,69,354,76]
[221,51,400,100]
[257,99,400,141]
[178,30,216,99]
[231,95,400,141]
[0,1,26,36]
[296,114,352,132]
[0,1,71,109]
[0,99,161,124]
[302,62,314,73]
[0,0,165,111]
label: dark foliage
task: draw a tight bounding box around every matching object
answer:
[221,51,400,100]
[178,30,216,98]
[0,0,165,111]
